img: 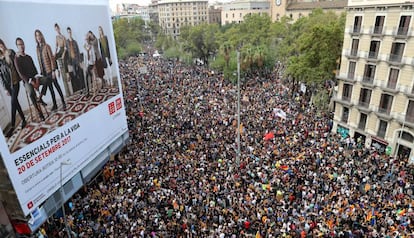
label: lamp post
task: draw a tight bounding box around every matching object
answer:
[236,51,241,166]
[60,161,71,238]
[394,114,406,158]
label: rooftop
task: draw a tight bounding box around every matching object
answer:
[287,0,347,10]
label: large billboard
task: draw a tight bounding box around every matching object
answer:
[0,0,128,216]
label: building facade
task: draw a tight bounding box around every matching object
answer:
[209,5,222,25]
[333,0,414,160]
[221,0,270,26]
[270,0,347,22]
[157,0,209,38]
[136,5,151,23]
[149,2,160,26]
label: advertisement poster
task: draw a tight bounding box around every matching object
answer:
[0,0,128,215]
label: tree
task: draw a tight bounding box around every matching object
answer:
[179,23,220,65]
[284,9,345,91]
[113,17,146,59]
[238,14,273,46]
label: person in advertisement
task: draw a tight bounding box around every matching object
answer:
[35,29,66,111]
[65,26,85,93]
[98,26,112,87]
[14,37,47,122]
[83,32,95,97]
[54,23,72,97]
[88,31,104,89]
[0,38,27,137]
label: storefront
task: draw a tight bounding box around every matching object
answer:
[396,144,411,159]
[354,131,366,146]
[337,125,349,139]
[371,136,388,154]
[395,130,414,160]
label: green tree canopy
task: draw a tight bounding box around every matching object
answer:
[113,9,345,87]
[113,17,146,59]
[284,9,345,87]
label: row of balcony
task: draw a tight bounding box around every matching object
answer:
[348,25,413,38]
[334,98,414,129]
[343,50,414,66]
[336,75,414,97]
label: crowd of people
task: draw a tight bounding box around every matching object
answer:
[39,54,414,237]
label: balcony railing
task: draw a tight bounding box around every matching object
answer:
[376,80,398,92]
[362,76,375,86]
[394,26,410,37]
[377,129,386,138]
[358,101,370,108]
[358,121,366,130]
[351,49,358,57]
[337,73,356,82]
[368,51,378,59]
[386,81,397,90]
[344,49,359,58]
[406,114,414,124]
[371,25,384,35]
[378,107,391,115]
[334,95,353,106]
[400,85,414,98]
[349,25,362,34]
[347,73,355,80]
[388,54,403,63]
[342,96,351,102]
[394,113,414,129]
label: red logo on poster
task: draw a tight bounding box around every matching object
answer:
[108,102,116,115]
[116,98,122,110]
[27,201,33,209]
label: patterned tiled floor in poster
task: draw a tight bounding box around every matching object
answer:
[6,87,119,153]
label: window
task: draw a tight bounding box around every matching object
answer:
[373,15,385,34]
[389,42,405,62]
[406,100,414,123]
[358,113,367,130]
[341,107,350,123]
[377,120,387,138]
[351,39,359,56]
[363,64,376,83]
[398,15,411,35]
[348,61,356,80]
[342,83,353,101]
[379,94,393,115]
[368,40,380,59]
[353,16,362,33]
[240,13,242,17]
[359,88,371,108]
[387,68,399,89]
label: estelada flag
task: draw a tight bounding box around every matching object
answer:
[280,165,289,171]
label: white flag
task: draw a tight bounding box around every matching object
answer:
[273,108,287,119]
